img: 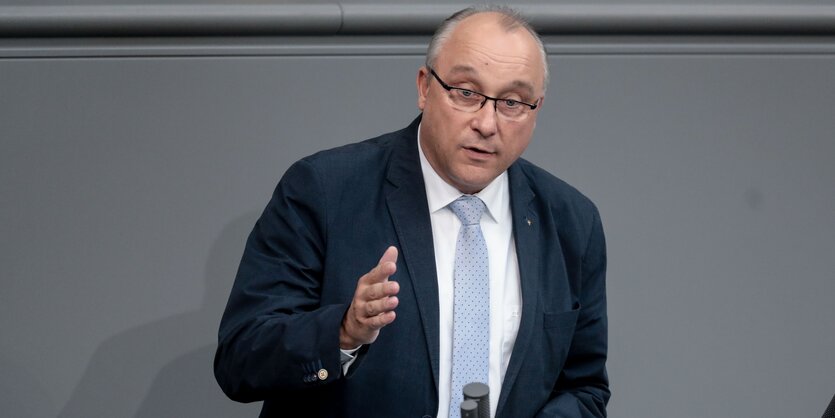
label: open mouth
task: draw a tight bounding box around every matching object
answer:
[464,146,494,155]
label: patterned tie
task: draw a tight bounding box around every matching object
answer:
[448,195,489,418]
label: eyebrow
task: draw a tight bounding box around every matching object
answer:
[447,65,535,97]
[509,80,535,97]
[447,65,478,76]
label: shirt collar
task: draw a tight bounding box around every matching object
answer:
[417,123,509,224]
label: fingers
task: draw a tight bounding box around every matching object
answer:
[362,292,399,318]
[339,246,401,348]
[357,279,399,323]
[358,305,396,331]
[369,310,396,329]
[364,280,400,301]
[378,245,398,265]
[361,246,398,285]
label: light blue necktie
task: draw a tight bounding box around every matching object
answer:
[448,195,489,418]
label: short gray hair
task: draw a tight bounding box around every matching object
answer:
[425,5,550,92]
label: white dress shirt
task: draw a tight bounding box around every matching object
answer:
[418,126,522,418]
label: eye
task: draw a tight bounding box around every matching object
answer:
[503,99,519,108]
[452,89,482,104]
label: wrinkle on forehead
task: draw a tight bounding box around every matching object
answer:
[435,13,545,94]
[445,51,538,96]
[462,40,538,68]
[431,11,548,93]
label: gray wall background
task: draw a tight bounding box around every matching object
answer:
[1,3,834,418]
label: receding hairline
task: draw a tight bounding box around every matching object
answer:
[425,6,550,92]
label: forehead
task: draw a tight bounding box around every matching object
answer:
[435,13,544,93]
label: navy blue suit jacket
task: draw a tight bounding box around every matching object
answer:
[215,116,609,417]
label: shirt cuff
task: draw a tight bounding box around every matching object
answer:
[340,346,361,375]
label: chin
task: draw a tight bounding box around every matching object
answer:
[453,177,491,194]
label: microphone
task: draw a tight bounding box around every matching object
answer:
[460,399,479,418]
[461,382,489,418]
[823,393,835,418]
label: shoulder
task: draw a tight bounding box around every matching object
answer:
[285,123,411,177]
[277,120,417,197]
[513,158,600,219]
[511,158,603,251]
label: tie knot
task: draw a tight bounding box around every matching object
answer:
[449,195,486,226]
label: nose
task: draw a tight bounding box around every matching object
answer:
[471,98,498,138]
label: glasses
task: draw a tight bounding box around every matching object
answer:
[428,67,539,121]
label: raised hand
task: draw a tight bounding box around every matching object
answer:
[339,246,400,349]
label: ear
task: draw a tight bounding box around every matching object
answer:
[416,66,430,110]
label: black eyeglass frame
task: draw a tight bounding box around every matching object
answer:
[427,67,539,113]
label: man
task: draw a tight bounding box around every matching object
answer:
[215,6,609,417]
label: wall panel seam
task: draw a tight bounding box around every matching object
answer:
[1,4,835,38]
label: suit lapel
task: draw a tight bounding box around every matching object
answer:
[496,162,540,416]
[384,117,441,395]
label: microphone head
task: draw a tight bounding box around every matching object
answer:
[460,399,479,418]
[463,382,489,400]
[462,382,490,418]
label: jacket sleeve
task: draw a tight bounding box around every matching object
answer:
[537,208,610,417]
[213,158,346,402]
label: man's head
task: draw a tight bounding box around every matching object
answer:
[417,6,548,194]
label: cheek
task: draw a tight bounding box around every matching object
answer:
[514,136,532,155]
[506,126,533,152]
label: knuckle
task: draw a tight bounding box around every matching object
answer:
[371,316,384,329]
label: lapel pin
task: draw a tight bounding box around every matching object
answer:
[526,218,533,226]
